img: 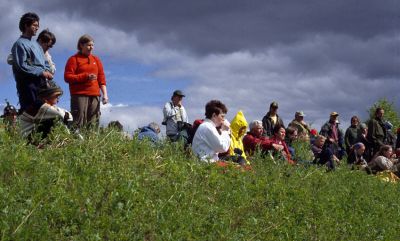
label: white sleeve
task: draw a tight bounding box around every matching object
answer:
[163,102,176,119]
[204,126,231,153]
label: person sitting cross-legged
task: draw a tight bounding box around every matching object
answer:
[19,84,73,141]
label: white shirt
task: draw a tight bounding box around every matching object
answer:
[19,103,72,137]
[191,119,231,162]
[163,101,188,136]
[373,156,395,171]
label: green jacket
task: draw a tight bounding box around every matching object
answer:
[367,118,386,149]
[344,125,360,150]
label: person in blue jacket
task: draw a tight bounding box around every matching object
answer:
[137,122,161,144]
[11,12,53,112]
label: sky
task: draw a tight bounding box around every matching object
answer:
[0,0,399,134]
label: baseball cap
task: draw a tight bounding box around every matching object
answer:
[270,101,278,108]
[172,90,185,97]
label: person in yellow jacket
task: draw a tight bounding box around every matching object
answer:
[229,110,249,164]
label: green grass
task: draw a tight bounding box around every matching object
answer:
[0,125,399,240]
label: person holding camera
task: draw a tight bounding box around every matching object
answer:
[162,90,189,143]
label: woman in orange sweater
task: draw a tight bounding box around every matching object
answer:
[64,34,108,128]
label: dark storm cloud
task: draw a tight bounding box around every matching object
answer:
[23,0,398,54]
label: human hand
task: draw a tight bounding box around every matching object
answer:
[272,144,284,151]
[88,73,97,81]
[221,120,230,131]
[102,96,109,105]
[42,71,53,80]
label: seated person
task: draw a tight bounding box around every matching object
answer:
[368,145,400,177]
[137,122,161,144]
[107,120,130,139]
[268,125,295,164]
[347,142,368,170]
[243,120,272,156]
[311,135,339,170]
[1,100,18,132]
[227,110,248,164]
[191,100,231,163]
[285,126,298,158]
[19,84,73,140]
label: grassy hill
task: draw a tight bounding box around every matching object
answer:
[0,125,399,240]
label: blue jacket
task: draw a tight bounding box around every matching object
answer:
[137,126,160,144]
[11,36,50,110]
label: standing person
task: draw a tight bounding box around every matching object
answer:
[367,107,387,156]
[261,101,285,137]
[11,12,53,112]
[64,34,108,129]
[8,29,56,75]
[289,111,310,141]
[37,29,56,74]
[344,116,361,155]
[191,100,231,162]
[162,90,189,143]
[320,112,345,159]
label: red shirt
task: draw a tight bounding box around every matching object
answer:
[243,132,272,155]
[269,136,295,164]
[64,53,106,96]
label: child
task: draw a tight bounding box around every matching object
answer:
[19,84,72,139]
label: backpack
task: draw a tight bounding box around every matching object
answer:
[187,119,204,145]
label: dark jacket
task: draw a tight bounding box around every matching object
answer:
[344,125,361,151]
[367,118,386,152]
[261,112,285,137]
[320,121,344,147]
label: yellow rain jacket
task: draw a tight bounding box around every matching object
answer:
[229,110,248,163]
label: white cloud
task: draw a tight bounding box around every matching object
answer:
[100,104,163,134]
[1,1,398,134]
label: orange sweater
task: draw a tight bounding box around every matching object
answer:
[64,53,106,96]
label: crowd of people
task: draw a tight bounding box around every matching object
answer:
[2,12,400,180]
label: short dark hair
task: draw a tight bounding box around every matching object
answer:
[19,12,40,32]
[108,121,123,131]
[77,34,94,51]
[37,29,56,46]
[375,107,383,115]
[205,100,228,119]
